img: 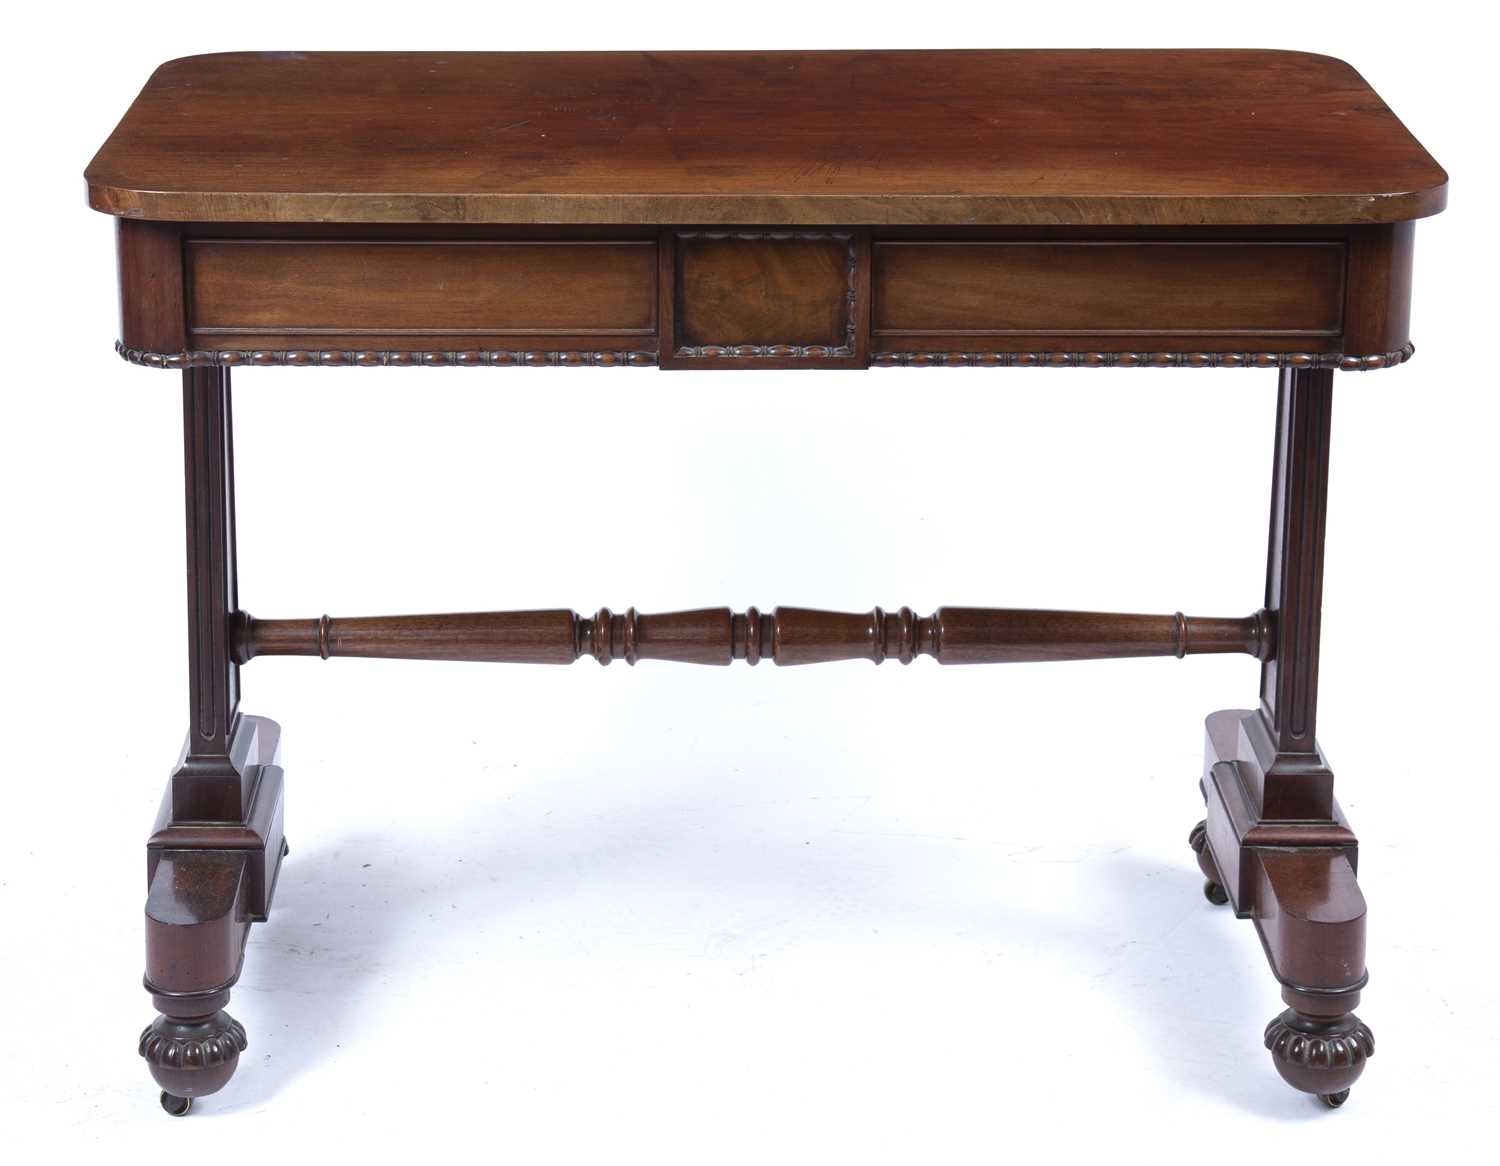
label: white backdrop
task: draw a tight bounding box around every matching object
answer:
[2,4,1494,1159]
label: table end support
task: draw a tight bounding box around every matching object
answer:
[141,850,253,1114]
[140,715,287,1113]
[142,366,289,1113]
[1189,365,1373,1108]
[1194,714,1370,1104]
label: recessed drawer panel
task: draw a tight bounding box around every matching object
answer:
[187,240,657,338]
[873,242,1345,337]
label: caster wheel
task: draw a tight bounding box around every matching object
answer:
[160,1091,193,1116]
[1319,1089,1350,1109]
[1189,820,1228,905]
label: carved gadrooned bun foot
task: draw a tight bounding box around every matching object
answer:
[1264,1009,1373,1103]
[1187,819,1229,905]
[139,1010,247,1107]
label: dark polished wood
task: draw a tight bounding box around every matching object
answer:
[665,231,862,367]
[86,51,1446,225]
[187,239,658,344]
[109,218,1423,372]
[873,241,1346,339]
[87,49,1447,1113]
[1194,366,1372,1106]
[141,364,288,1112]
[117,220,185,356]
[141,849,252,1112]
[1344,222,1415,356]
[1256,367,1337,818]
[174,366,244,821]
[235,606,1269,667]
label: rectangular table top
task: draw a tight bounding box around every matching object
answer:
[86,50,1447,228]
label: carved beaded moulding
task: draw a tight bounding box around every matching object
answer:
[676,344,849,359]
[116,342,659,369]
[118,341,1415,372]
[871,344,1415,371]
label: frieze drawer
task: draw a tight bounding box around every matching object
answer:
[184,239,659,355]
[872,241,1347,355]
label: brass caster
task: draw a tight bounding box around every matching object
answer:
[1188,819,1228,905]
[1320,1089,1350,1109]
[160,1091,193,1116]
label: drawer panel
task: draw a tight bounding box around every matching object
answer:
[187,240,657,338]
[873,242,1345,338]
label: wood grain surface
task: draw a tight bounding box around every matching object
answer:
[872,242,1346,337]
[675,233,853,350]
[187,240,657,335]
[86,50,1448,225]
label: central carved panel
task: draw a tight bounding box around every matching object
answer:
[670,231,858,363]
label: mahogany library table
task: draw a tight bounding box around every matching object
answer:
[86,49,1448,1114]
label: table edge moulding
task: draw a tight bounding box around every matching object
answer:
[86,48,1447,1115]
